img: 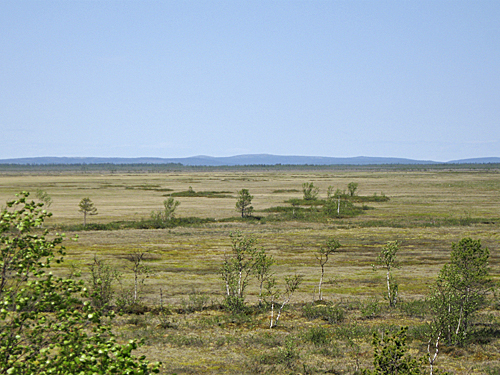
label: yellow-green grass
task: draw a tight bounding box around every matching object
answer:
[1,168,500,374]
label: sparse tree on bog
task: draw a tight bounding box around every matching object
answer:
[78,197,98,226]
[347,182,359,197]
[267,274,302,328]
[89,255,120,310]
[220,231,258,312]
[236,189,253,218]
[151,197,180,225]
[302,182,319,201]
[316,237,341,301]
[430,237,491,346]
[374,241,400,308]
[125,251,152,303]
[255,247,274,304]
[162,197,180,221]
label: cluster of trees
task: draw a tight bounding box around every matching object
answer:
[220,231,302,328]
[39,181,366,229]
[236,181,371,220]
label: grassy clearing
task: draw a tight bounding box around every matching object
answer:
[1,168,500,373]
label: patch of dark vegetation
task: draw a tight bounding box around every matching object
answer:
[284,198,325,206]
[218,215,265,223]
[358,217,499,229]
[302,302,346,324]
[56,216,217,231]
[272,189,300,193]
[264,202,366,221]
[351,193,390,202]
[165,187,233,198]
[125,184,174,192]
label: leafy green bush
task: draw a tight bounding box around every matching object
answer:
[430,237,492,346]
[361,327,424,375]
[0,192,159,374]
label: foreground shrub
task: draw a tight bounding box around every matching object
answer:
[362,327,424,375]
[0,192,159,374]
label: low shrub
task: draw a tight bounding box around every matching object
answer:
[302,302,346,324]
[303,326,332,346]
[360,298,382,319]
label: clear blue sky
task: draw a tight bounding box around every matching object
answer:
[1,1,499,162]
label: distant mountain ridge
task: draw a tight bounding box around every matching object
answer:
[0,155,499,166]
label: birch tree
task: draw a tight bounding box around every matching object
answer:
[220,231,258,312]
[374,241,400,308]
[430,237,491,345]
[267,274,302,328]
[316,237,341,301]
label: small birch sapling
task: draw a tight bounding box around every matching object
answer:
[316,237,341,301]
[374,241,400,308]
[266,274,303,328]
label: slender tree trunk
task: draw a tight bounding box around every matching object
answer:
[275,295,292,327]
[386,269,391,306]
[428,332,441,375]
[237,270,243,298]
[134,267,138,302]
[318,264,325,301]
[269,296,275,329]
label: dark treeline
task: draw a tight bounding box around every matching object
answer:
[1,162,499,174]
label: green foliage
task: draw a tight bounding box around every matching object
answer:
[255,247,274,304]
[78,197,98,226]
[429,237,492,346]
[235,189,254,218]
[398,299,430,319]
[316,237,341,300]
[374,241,400,308]
[0,192,159,374]
[151,197,180,224]
[266,274,303,328]
[276,336,299,368]
[361,298,382,319]
[302,182,319,201]
[303,326,332,346]
[220,231,259,312]
[88,255,120,310]
[302,302,345,324]
[323,196,362,218]
[353,193,390,203]
[57,216,216,231]
[362,327,424,375]
[167,188,232,198]
[348,182,359,197]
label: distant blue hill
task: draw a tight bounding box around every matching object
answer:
[0,155,499,166]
